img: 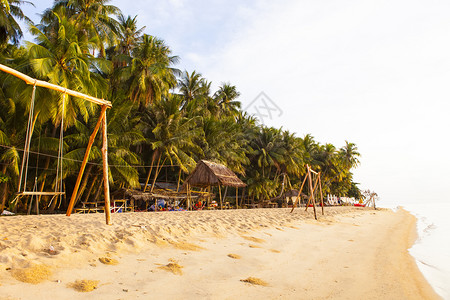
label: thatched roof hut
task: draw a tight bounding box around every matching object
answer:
[184,160,246,188]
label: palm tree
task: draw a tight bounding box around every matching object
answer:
[28,12,109,127]
[339,141,360,169]
[115,14,144,57]
[213,82,241,117]
[178,70,212,115]
[141,94,203,193]
[41,0,121,56]
[249,126,284,178]
[201,116,249,174]
[120,34,179,108]
[0,0,32,47]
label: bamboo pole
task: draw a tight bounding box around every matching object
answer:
[218,184,222,210]
[66,106,106,216]
[207,185,211,208]
[305,171,320,212]
[187,183,190,211]
[318,172,324,215]
[307,166,317,220]
[239,187,245,208]
[101,108,111,225]
[177,169,182,192]
[0,64,111,107]
[290,175,308,213]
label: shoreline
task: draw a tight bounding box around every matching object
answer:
[0,207,441,299]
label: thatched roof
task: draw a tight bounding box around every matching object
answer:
[183,160,246,188]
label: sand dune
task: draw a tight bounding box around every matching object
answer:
[0,207,441,299]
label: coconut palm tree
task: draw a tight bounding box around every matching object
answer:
[115,14,144,57]
[120,34,179,108]
[201,115,249,174]
[178,70,212,115]
[339,141,360,170]
[40,0,121,56]
[0,0,32,47]
[141,94,203,192]
[28,12,109,127]
[213,82,241,117]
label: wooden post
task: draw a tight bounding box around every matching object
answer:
[235,188,238,209]
[318,172,324,215]
[101,107,111,225]
[239,187,246,208]
[207,185,211,208]
[218,184,223,210]
[290,175,308,213]
[177,169,182,192]
[305,171,320,212]
[187,183,190,211]
[223,186,228,209]
[306,166,317,220]
[66,106,106,216]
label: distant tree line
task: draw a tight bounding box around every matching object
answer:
[0,0,361,212]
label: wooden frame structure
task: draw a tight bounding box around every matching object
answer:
[290,164,324,220]
[0,63,113,225]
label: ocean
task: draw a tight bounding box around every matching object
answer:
[397,202,450,299]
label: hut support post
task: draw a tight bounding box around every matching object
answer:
[218,184,222,210]
[207,185,211,208]
[101,107,111,225]
[177,169,181,192]
[187,183,190,211]
[66,106,106,216]
[235,188,238,209]
[223,186,228,209]
[239,188,245,208]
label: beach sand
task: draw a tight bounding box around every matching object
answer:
[0,207,440,299]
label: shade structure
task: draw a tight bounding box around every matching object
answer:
[183,160,246,189]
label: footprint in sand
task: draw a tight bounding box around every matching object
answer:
[227,254,242,259]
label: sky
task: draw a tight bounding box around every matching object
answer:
[19,0,450,206]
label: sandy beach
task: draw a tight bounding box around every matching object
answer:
[0,207,440,299]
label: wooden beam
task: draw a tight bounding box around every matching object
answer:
[66,106,106,216]
[306,166,317,220]
[101,108,111,225]
[218,184,222,210]
[0,63,111,107]
[318,172,324,215]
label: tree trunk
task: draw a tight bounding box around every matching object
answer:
[0,164,8,211]
[74,164,93,206]
[93,178,104,203]
[150,155,166,194]
[176,169,182,192]
[84,175,98,203]
[143,150,158,192]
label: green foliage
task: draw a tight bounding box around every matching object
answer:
[0,2,362,211]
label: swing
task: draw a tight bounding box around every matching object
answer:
[290,164,324,219]
[0,63,112,224]
[13,82,65,212]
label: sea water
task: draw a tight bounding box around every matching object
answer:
[401,202,450,299]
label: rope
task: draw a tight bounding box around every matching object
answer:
[0,144,182,168]
[18,81,37,193]
[54,91,66,204]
